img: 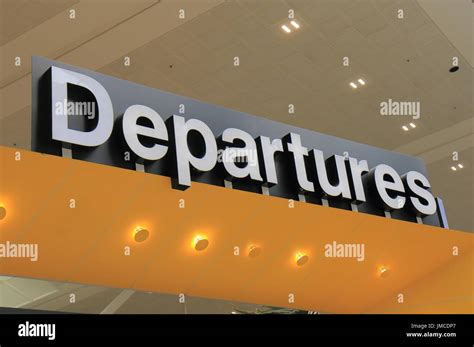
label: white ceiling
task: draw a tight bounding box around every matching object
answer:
[417,0,473,68]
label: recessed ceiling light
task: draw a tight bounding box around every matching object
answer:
[290,20,300,29]
[409,122,416,128]
[451,166,457,171]
[358,79,365,85]
[248,245,261,258]
[402,126,409,131]
[378,266,390,278]
[458,164,463,169]
[281,25,291,33]
[350,82,357,89]
[133,226,149,242]
[193,235,209,251]
[295,252,308,266]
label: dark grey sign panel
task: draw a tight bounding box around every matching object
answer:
[31,56,441,227]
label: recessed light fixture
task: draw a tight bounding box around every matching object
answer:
[133,226,149,243]
[248,245,261,258]
[402,123,417,131]
[451,166,457,171]
[281,25,291,33]
[378,266,390,278]
[0,205,6,220]
[295,252,308,266]
[290,20,300,29]
[350,78,367,89]
[281,20,301,34]
[458,164,463,169]
[193,235,209,251]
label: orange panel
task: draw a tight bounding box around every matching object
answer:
[0,146,472,313]
[366,250,474,314]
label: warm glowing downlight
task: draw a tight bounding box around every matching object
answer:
[281,20,301,33]
[0,205,6,220]
[193,235,209,251]
[281,25,291,33]
[290,20,300,29]
[378,266,390,278]
[248,245,261,258]
[295,252,308,266]
[133,226,149,243]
